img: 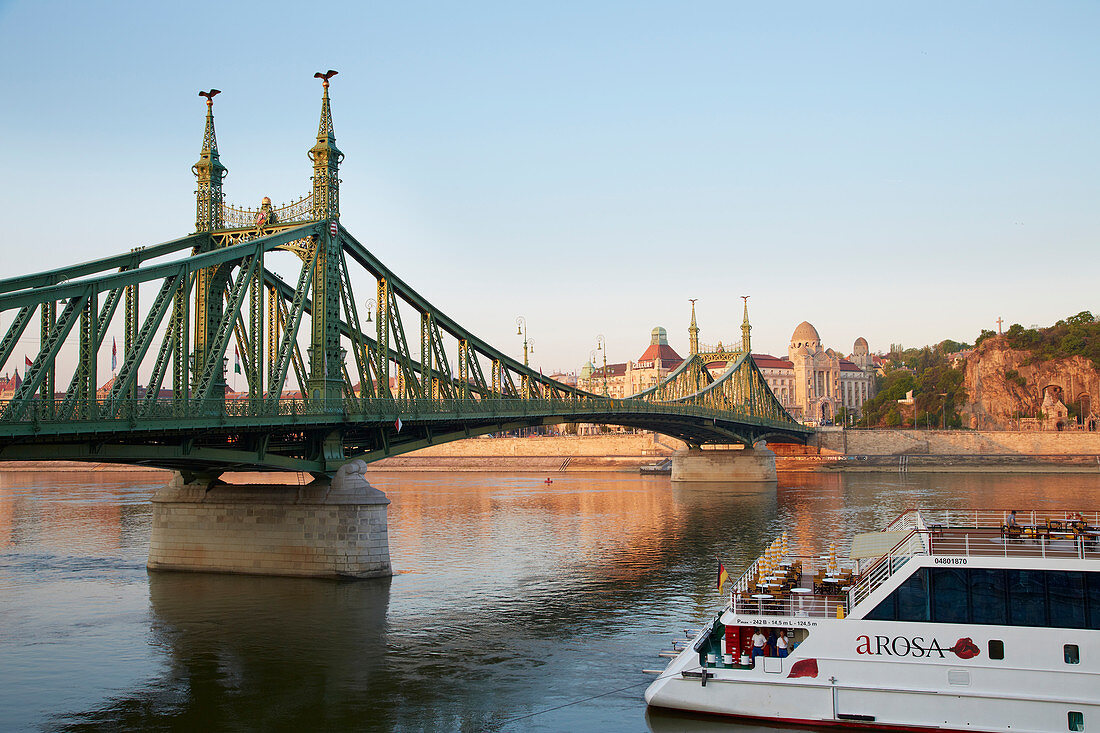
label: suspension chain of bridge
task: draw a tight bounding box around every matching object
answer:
[0,73,810,478]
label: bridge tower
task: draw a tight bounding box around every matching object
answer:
[740,295,751,355]
[688,299,699,356]
[306,70,345,403]
[191,90,230,404]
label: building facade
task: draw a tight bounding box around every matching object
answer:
[754,321,876,424]
[579,327,683,398]
[692,310,876,425]
[577,314,876,426]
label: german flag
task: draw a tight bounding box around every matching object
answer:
[717,558,730,594]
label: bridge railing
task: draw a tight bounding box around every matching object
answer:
[0,394,809,430]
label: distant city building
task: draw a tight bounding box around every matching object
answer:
[576,312,877,426]
[0,370,23,400]
[946,348,974,368]
[579,327,683,398]
[691,309,877,425]
[752,322,876,424]
[548,372,577,388]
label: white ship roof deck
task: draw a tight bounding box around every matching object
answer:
[726,509,1100,620]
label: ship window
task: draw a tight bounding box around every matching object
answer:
[931,568,969,623]
[1068,711,1084,731]
[1064,644,1080,664]
[1089,573,1100,630]
[988,639,1004,660]
[1007,569,1047,627]
[865,593,896,621]
[970,569,1008,625]
[862,569,1100,630]
[1049,572,1086,629]
[896,569,930,622]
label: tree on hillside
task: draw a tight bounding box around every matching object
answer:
[857,358,966,428]
[1001,311,1100,368]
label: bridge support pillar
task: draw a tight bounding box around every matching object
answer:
[670,447,777,483]
[148,460,391,579]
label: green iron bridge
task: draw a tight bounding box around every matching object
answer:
[0,75,811,480]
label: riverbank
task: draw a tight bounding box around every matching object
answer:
[373,433,685,473]
[785,454,1100,473]
[0,460,170,475]
[2,430,1098,475]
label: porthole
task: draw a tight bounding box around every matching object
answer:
[988,640,1004,660]
[1064,644,1080,665]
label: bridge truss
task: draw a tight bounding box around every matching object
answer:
[0,75,809,478]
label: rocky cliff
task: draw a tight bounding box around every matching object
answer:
[960,336,1099,429]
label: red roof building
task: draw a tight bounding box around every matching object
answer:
[579,326,684,398]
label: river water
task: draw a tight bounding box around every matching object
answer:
[0,469,1097,732]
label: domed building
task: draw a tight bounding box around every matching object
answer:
[579,360,595,382]
[750,324,876,425]
[684,303,876,425]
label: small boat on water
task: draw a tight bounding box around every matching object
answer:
[645,509,1100,732]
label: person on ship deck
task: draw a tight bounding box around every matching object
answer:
[751,628,767,658]
[775,630,789,658]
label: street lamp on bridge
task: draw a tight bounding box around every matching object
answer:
[516,316,533,367]
[595,334,608,397]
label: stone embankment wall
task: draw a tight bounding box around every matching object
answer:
[390,433,687,457]
[812,429,1100,456]
[374,433,688,472]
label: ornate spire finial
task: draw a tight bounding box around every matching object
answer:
[688,299,699,356]
[313,70,338,140]
[193,89,227,232]
[197,89,222,156]
[310,71,342,221]
[741,296,751,354]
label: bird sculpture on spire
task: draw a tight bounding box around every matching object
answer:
[314,70,338,88]
[198,89,221,106]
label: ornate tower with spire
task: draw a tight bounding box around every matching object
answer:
[741,296,751,354]
[191,89,231,405]
[307,71,344,403]
[688,299,699,356]
[193,89,227,232]
[309,70,343,222]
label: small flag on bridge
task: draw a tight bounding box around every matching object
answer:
[394,416,403,433]
[111,337,117,372]
[24,355,32,369]
[329,221,338,237]
[234,345,241,374]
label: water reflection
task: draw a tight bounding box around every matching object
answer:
[0,470,1095,732]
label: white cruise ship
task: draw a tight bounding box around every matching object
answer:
[645,509,1099,732]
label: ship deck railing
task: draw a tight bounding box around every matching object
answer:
[851,510,1100,609]
[930,526,1099,559]
[728,509,1100,619]
[849,527,930,609]
[730,590,850,619]
[727,553,859,619]
[901,508,1100,532]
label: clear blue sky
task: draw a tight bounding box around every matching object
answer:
[1,1,1097,375]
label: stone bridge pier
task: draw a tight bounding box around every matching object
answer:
[670,446,777,483]
[147,460,392,579]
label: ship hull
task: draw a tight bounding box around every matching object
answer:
[646,616,1099,733]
